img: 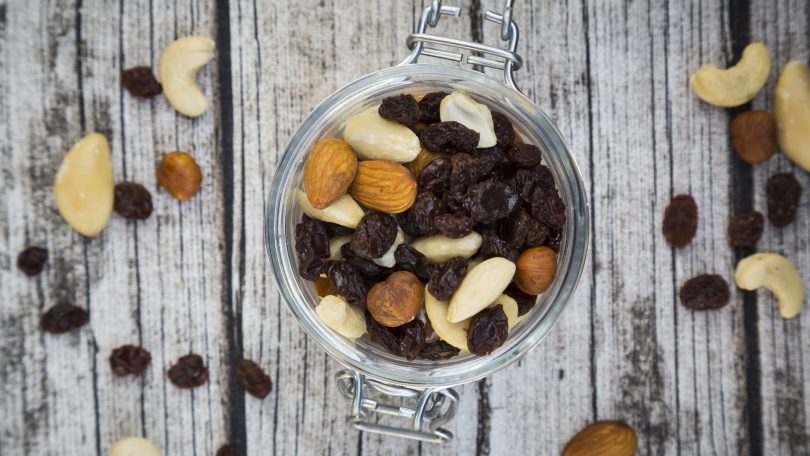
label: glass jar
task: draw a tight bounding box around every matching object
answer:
[265,1,589,443]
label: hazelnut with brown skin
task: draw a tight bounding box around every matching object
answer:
[157,151,202,201]
[367,271,424,327]
[515,246,557,295]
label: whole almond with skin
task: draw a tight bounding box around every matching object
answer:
[730,111,777,165]
[367,271,424,327]
[157,151,202,201]
[349,160,417,213]
[303,138,357,209]
[563,421,637,456]
[515,246,557,295]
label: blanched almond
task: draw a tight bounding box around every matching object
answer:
[315,295,366,339]
[409,232,483,263]
[447,257,515,323]
[296,190,364,228]
[343,108,421,162]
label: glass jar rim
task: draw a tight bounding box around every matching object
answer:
[265,64,590,388]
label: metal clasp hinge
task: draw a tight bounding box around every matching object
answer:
[335,370,460,443]
[400,0,523,91]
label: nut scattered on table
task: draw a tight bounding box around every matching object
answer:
[109,436,162,456]
[562,421,638,456]
[367,271,424,327]
[54,132,114,237]
[296,190,364,228]
[735,252,804,319]
[515,246,557,295]
[774,60,810,171]
[439,91,497,148]
[730,110,778,165]
[447,257,516,323]
[159,36,215,117]
[315,295,367,339]
[343,108,421,162]
[303,138,357,209]
[689,42,771,107]
[348,160,417,214]
[156,151,202,201]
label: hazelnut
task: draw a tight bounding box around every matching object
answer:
[156,151,202,201]
[730,111,777,165]
[515,246,557,295]
[367,271,424,327]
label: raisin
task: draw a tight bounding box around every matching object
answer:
[315,275,336,297]
[544,228,562,252]
[463,181,519,223]
[428,257,468,301]
[396,209,423,238]
[491,111,516,147]
[505,143,542,169]
[471,147,506,181]
[40,302,88,334]
[366,311,425,360]
[351,212,398,259]
[418,158,451,195]
[235,359,273,399]
[727,211,765,248]
[418,340,461,360]
[114,182,153,220]
[294,217,331,280]
[503,209,548,249]
[17,246,48,276]
[679,274,730,311]
[467,305,509,355]
[326,260,370,307]
[529,185,566,230]
[418,91,448,124]
[340,244,393,282]
[379,94,421,127]
[447,153,478,210]
[504,283,537,316]
[507,166,555,203]
[433,213,474,239]
[216,445,236,456]
[662,194,698,248]
[411,191,445,234]
[109,345,151,376]
[766,173,802,227]
[479,233,518,262]
[168,354,208,388]
[394,244,433,282]
[419,121,479,154]
[323,221,354,238]
[121,66,162,98]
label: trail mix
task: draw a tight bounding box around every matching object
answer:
[294,90,566,359]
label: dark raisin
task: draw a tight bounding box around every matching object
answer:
[323,221,354,238]
[502,209,548,249]
[662,194,698,248]
[471,147,506,181]
[114,182,153,220]
[491,111,516,147]
[121,66,162,98]
[294,217,331,280]
[216,445,236,456]
[411,191,445,234]
[40,302,88,334]
[766,173,802,227]
[419,121,479,154]
[428,257,468,301]
[529,185,566,230]
[504,283,537,316]
[727,211,765,248]
[326,260,370,307]
[396,209,423,238]
[109,345,151,376]
[479,233,518,262]
[168,354,208,388]
[544,228,562,252]
[340,244,393,282]
[433,213,474,239]
[446,153,478,210]
[17,246,48,276]
[394,244,433,282]
[467,305,509,355]
[418,158,451,195]
[463,181,519,223]
[505,143,542,168]
[418,340,461,360]
[379,94,421,127]
[351,212,398,259]
[418,91,448,124]
[507,166,555,203]
[679,274,730,311]
[235,359,273,399]
[366,312,425,360]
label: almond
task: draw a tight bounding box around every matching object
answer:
[303,138,357,209]
[563,421,637,456]
[367,271,423,327]
[515,246,557,295]
[348,160,417,213]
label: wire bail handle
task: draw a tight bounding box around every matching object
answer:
[401,0,523,91]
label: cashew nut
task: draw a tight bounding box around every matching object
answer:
[329,236,352,260]
[775,61,810,171]
[343,107,421,162]
[690,42,771,107]
[409,232,483,263]
[296,190,364,228]
[109,437,162,456]
[373,228,405,268]
[425,291,520,353]
[53,133,114,237]
[447,257,516,323]
[735,252,804,319]
[440,91,497,147]
[315,295,367,339]
[159,36,215,117]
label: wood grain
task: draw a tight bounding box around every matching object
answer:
[0,0,808,455]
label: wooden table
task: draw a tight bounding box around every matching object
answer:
[2,1,808,454]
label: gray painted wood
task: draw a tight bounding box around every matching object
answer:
[0,0,808,455]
